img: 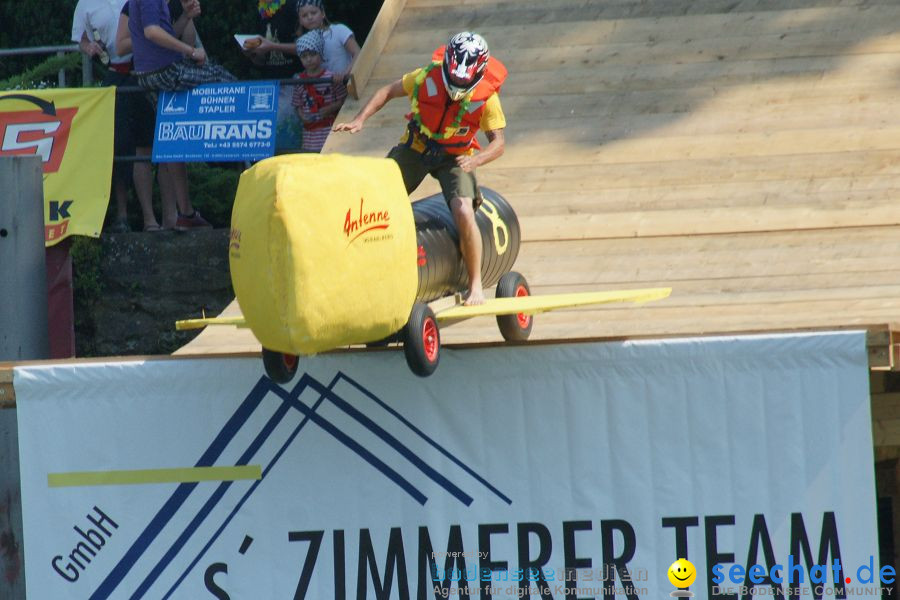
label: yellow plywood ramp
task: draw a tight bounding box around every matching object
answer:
[178,0,900,360]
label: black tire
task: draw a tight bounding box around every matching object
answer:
[262,348,299,384]
[403,303,440,377]
[496,271,533,342]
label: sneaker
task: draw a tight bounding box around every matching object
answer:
[174,210,212,231]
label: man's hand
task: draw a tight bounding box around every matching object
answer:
[333,118,364,134]
[84,41,105,57]
[189,47,207,65]
[455,154,479,173]
[251,37,272,52]
[181,0,201,19]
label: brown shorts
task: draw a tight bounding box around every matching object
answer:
[387,144,482,211]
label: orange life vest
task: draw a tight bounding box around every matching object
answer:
[405,47,507,154]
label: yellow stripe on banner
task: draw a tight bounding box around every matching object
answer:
[47,465,262,488]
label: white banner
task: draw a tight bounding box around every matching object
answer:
[15,332,880,600]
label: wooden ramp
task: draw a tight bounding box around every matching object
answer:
[177,0,900,366]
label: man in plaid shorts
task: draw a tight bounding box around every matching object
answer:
[129,0,236,229]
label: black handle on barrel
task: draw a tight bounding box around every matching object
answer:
[412,187,521,304]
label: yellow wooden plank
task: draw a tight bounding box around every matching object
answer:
[347,0,407,98]
[175,316,246,331]
[435,288,671,320]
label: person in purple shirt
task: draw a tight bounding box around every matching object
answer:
[128,0,235,229]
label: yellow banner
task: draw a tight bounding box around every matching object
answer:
[0,88,115,246]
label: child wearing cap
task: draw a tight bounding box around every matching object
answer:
[291,30,348,152]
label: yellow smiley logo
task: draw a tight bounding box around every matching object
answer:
[668,558,697,588]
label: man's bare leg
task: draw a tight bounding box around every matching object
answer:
[451,196,484,305]
[133,147,160,229]
[158,164,179,229]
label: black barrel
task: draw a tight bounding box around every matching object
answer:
[412,187,521,303]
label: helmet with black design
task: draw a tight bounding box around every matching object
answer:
[442,32,490,101]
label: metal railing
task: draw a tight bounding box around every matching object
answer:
[2,45,347,161]
[0,44,93,87]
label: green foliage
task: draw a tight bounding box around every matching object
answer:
[0,52,84,90]
[70,236,104,356]
[3,1,384,82]
[0,0,80,83]
[186,163,242,227]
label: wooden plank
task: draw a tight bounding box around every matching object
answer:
[874,446,900,461]
[347,0,407,98]
[522,272,900,298]
[494,128,900,169]
[0,368,13,409]
[873,418,900,447]
[387,2,900,51]
[384,23,900,67]
[353,79,900,129]
[470,150,900,192]
[403,0,897,23]
[365,51,900,98]
[509,183,900,216]
[518,202,900,241]
[872,393,900,421]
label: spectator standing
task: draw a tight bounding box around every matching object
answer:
[296,0,360,86]
[244,0,301,78]
[128,0,235,230]
[71,0,162,232]
[291,30,347,152]
[117,0,199,228]
[244,0,304,150]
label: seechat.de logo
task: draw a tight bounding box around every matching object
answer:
[712,556,896,591]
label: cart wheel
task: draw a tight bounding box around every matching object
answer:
[262,348,299,384]
[496,271,533,342]
[403,303,440,377]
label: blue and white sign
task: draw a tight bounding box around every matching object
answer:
[152,81,278,162]
[13,333,882,600]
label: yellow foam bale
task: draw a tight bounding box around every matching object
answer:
[229,154,417,355]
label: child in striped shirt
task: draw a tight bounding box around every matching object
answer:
[291,30,347,152]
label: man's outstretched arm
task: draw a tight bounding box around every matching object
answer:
[333,79,406,133]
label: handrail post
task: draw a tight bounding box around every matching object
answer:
[57,50,65,87]
[82,53,92,86]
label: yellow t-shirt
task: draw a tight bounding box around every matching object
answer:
[399,68,506,153]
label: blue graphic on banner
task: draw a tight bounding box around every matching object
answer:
[152,81,279,162]
[88,371,510,599]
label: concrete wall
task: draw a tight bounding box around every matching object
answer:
[0,156,49,361]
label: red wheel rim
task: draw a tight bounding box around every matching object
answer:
[422,317,439,363]
[282,353,298,370]
[515,284,531,329]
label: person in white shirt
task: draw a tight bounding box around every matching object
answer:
[295,0,359,85]
[71,0,162,231]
